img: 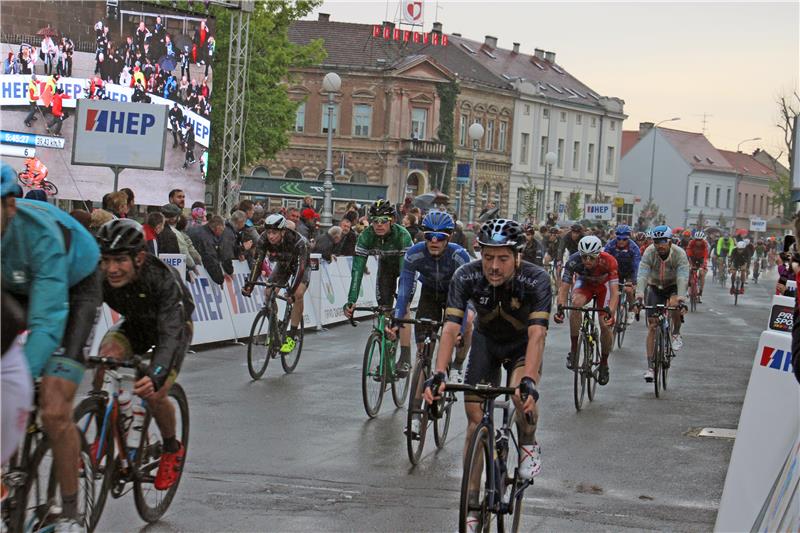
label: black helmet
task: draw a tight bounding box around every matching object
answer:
[369,199,394,218]
[477,219,526,251]
[96,219,145,255]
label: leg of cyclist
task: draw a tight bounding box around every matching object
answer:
[668,293,684,352]
[698,264,707,300]
[640,286,664,381]
[566,288,588,370]
[596,282,616,385]
[509,362,540,478]
[285,281,307,343]
[453,306,474,378]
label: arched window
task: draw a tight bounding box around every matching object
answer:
[251,166,270,177]
[317,170,327,181]
[481,183,489,205]
[494,184,502,204]
[350,171,368,184]
[284,168,302,180]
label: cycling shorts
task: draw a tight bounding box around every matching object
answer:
[100,319,193,390]
[464,329,528,401]
[645,284,677,319]
[618,271,636,285]
[573,279,612,309]
[690,258,706,269]
[413,289,447,343]
[269,260,310,289]
[376,266,401,308]
[1,336,33,465]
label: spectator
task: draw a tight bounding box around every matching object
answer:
[120,188,136,218]
[40,34,56,75]
[187,215,225,285]
[61,36,74,76]
[334,218,357,256]
[205,36,215,76]
[462,222,478,257]
[3,52,17,74]
[169,189,186,210]
[174,214,202,277]
[47,87,70,136]
[190,206,207,227]
[18,45,35,75]
[452,220,476,258]
[302,195,317,213]
[220,210,246,277]
[142,211,164,254]
[297,208,318,241]
[402,213,422,242]
[168,103,184,148]
[157,204,182,254]
[286,207,301,227]
[193,20,210,65]
[182,123,196,168]
[24,189,48,202]
[106,191,129,219]
[238,220,259,267]
[89,209,114,235]
[314,226,343,262]
[238,199,255,227]
[70,209,91,231]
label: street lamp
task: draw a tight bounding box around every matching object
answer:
[467,122,484,223]
[736,137,761,152]
[321,71,341,227]
[543,151,557,219]
[647,117,681,204]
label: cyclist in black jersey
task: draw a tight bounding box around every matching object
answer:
[424,219,551,500]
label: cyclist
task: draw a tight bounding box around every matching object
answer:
[21,156,49,186]
[716,232,735,274]
[555,235,619,384]
[242,213,310,353]
[344,199,414,376]
[685,230,709,302]
[543,226,561,265]
[729,241,749,294]
[679,229,692,249]
[423,219,550,509]
[95,219,194,493]
[604,224,641,322]
[743,238,755,279]
[635,225,689,382]
[1,163,102,532]
[633,231,648,252]
[754,239,767,276]
[557,223,583,280]
[521,223,545,266]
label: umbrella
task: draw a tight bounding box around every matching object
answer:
[477,206,500,223]
[36,26,58,38]
[173,34,193,53]
[158,55,177,72]
[735,228,749,237]
[412,191,449,210]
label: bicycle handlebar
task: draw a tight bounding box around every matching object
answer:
[249,281,291,301]
[633,302,688,322]
[560,305,611,314]
[87,355,148,375]
[444,383,517,397]
[392,317,443,329]
[347,305,394,326]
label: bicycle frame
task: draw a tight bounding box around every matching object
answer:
[352,305,397,379]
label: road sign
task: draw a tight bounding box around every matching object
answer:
[584,203,613,220]
[750,218,767,232]
[0,145,35,158]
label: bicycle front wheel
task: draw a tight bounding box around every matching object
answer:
[406,358,430,465]
[74,395,114,532]
[280,316,304,374]
[498,409,525,533]
[133,383,190,523]
[433,391,454,449]
[247,308,273,379]
[572,336,587,412]
[615,297,627,349]
[586,329,599,403]
[653,327,663,398]
[733,277,739,306]
[42,180,58,196]
[361,332,385,418]
[459,423,493,533]
[391,342,410,408]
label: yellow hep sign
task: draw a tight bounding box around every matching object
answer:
[614,197,625,208]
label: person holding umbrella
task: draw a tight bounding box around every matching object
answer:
[182,122,196,169]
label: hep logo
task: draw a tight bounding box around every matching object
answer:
[759,346,794,373]
[85,109,156,135]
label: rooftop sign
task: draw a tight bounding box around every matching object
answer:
[372,25,448,46]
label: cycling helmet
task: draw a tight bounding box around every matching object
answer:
[743,238,751,245]
[421,210,454,232]
[683,230,692,237]
[549,226,561,234]
[736,240,747,249]
[650,225,673,240]
[264,213,287,230]
[570,223,583,232]
[645,228,653,239]
[693,230,705,240]
[614,224,632,237]
[578,235,603,256]
[634,232,646,241]
[369,199,394,218]
[1,163,22,199]
[96,219,145,255]
[477,219,526,251]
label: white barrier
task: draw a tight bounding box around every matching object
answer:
[715,327,800,531]
[0,74,211,147]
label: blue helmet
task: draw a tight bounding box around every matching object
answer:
[651,225,672,239]
[1,164,22,199]
[615,224,632,237]
[422,210,455,232]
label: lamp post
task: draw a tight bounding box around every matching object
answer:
[467,122,484,223]
[543,151,557,219]
[321,71,341,227]
[736,137,761,152]
[647,117,681,204]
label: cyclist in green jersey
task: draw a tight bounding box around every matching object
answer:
[344,199,414,375]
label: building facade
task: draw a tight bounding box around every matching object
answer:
[719,149,780,232]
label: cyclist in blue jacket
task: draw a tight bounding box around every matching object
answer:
[1,163,102,532]
[604,224,641,322]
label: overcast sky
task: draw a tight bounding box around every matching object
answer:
[305,1,799,161]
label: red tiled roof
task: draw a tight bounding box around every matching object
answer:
[718,149,778,179]
[658,128,735,173]
[621,130,639,157]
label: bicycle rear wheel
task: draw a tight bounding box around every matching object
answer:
[406,358,430,465]
[586,331,599,402]
[573,333,587,412]
[74,395,114,532]
[653,328,663,398]
[733,277,739,306]
[246,308,273,379]
[459,423,493,533]
[361,332,385,418]
[280,316,304,374]
[133,383,190,523]
[42,180,58,196]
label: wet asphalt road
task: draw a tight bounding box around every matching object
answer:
[95,270,775,532]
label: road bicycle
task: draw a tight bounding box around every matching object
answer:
[561,299,609,411]
[74,355,189,528]
[614,282,632,348]
[350,305,410,418]
[17,171,58,196]
[688,266,700,312]
[635,303,684,398]
[546,261,560,307]
[752,256,763,284]
[246,281,304,379]
[717,257,728,288]
[445,380,533,533]
[730,267,745,306]
[396,317,457,466]
[2,386,94,533]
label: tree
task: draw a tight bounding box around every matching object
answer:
[435,80,459,196]
[519,175,540,223]
[696,210,706,229]
[206,0,326,184]
[769,168,792,221]
[772,91,799,220]
[636,199,661,230]
[567,190,581,220]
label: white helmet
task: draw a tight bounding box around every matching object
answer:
[743,238,751,245]
[578,235,603,256]
[736,240,746,249]
[264,213,287,230]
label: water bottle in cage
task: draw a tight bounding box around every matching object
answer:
[118,388,134,436]
[127,398,147,461]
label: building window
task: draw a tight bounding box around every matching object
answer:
[560,111,567,123]
[542,108,549,119]
[727,188,732,208]
[353,104,372,137]
[572,141,580,171]
[321,103,339,134]
[481,183,489,205]
[486,120,495,150]
[738,192,742,213]
[553,191,562,210]
[610,120,616,131]
[585,194,592,206]
[587,143,595,172]
[752,194,756,212]
[285,168,303,180]
[693,184,699,206]
[576,114,582,125]
[704,186,710,207]
[294,102,305,133]
[350,171,368,184]
[494,184,502,204]
[557,138,565,169]
[539,136,548,166]
[605,146,615,175]
[498,122,507,151]
[459,113,468,146]
[760,195,764,214]
[616,203,634,225]
[523,104,530,115]
[715,187,721,208]
[520,133,529,164]
[591,117,597,128]
[411,108,428,139]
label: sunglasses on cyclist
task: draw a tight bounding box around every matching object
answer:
[580,254,599,261]
[423,231,451,241]
[616,235,629,241]
[371,216,392,224]
[653,238,670,244]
